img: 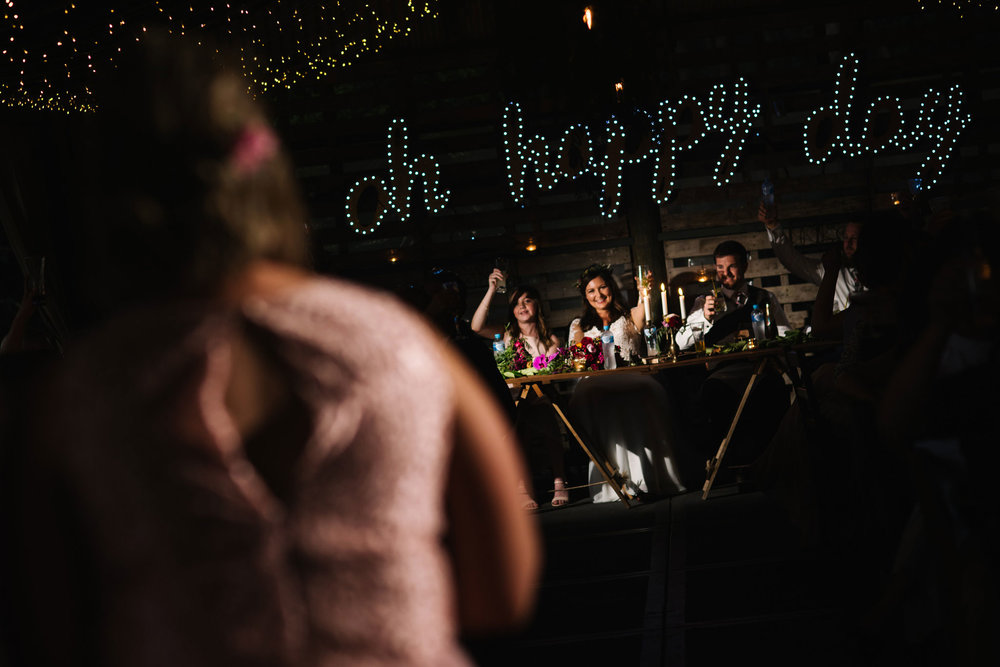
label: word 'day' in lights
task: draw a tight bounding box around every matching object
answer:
[502,78,760,218]
[344,119,450,235]
[803,53,972,190]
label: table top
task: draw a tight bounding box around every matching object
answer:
[503,340,838,387]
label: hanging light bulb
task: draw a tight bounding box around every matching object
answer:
[582,6,593,30]
[525,237,537,252]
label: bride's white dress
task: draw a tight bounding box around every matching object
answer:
[568,314,642,363]
[568,370,688,503]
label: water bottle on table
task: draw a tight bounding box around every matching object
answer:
[493,333,506,358]
[601,325,617,370]
[751,304,766,341]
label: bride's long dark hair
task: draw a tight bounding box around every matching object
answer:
[576,264,627,332]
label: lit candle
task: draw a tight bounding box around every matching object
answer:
[660,283,668,317]
[678,287,687,321]
[643,289,651,323]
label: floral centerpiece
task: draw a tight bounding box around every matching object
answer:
[570,336,604,371]
[658,313,683,360]
[495,335,616,378]
[496,338,573,378]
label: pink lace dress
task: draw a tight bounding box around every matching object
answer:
[43,278,471,667]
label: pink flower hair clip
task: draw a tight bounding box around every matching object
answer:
[229,122,279,175]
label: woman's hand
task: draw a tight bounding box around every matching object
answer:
[487,268,504,293]
[632,269,654,296]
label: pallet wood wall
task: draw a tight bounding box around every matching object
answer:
[276,0,1000,338]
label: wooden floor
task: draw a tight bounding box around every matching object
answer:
[464,483,882,667]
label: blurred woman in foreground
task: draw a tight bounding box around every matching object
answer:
[20,32,538,667]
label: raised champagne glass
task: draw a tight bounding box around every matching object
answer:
[494,257,509,295]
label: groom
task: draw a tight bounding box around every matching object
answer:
[677,240,790,349]
[678,240,792,472]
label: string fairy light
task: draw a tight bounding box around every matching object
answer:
[802,53,971,190]
[1,1,440,113]
[344,117,451,234]
[916,0,999,18]
[499,54,969,218]
[501,75,761,219]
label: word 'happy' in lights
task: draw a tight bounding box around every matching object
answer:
[347,54,971,234]
[503,76,760,220]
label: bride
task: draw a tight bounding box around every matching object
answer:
[567,263,648,364]
[566,264,688,502]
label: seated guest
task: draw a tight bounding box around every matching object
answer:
[810,210,909,346]
[470,272,568,508]
[471,271,560,358]
[403,268,561,509]
[568,263,648,365]
[675,240,790,350]
[759,202,865,313]
[754,211,919,553]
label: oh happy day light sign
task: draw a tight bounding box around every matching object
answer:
[344,54,972,234]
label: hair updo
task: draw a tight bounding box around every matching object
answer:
[81,29,309,312]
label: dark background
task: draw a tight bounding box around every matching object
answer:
[3,0,999,346]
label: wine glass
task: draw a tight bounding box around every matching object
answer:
[636,264,651,293]
[711,281,727,318]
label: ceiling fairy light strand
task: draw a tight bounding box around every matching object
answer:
[916,0,999,18]
[1,1,440,113]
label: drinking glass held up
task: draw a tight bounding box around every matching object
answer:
[494,257,509,295]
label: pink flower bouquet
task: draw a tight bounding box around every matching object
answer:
[571,337,604,371]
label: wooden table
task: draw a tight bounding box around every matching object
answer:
[506,342,833,503]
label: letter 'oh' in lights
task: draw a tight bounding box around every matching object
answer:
[344,119,450,235]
